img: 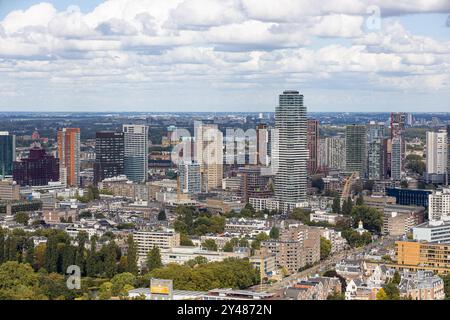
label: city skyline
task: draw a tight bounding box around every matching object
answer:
[0,1,449,112]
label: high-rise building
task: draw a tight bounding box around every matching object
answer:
[194,121,223,192]
[367,121,385,143]
[178,161,201,194]
[391,112,406,170]
[367,139,384,180]
[428,189,450,222]
[123,124,149,183]
[274,90,308,212]
[0,132,16,178]
[94,131,124,184]
[307,119,319,175]
[345,125,367,177]
[57,128,80,187]
[391,137,402,181]
[256,123,271,166]
[13,145,59,186]
[326,137,346,171]
[447,125,450,183]
[425,130,448,184]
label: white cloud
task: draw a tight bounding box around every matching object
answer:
[0,0,449,110]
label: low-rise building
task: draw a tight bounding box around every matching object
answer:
[310,211,342,225]
[399,271,445,300]
[134,230,181,265]
[413,220,450,243]
[383,205,425,236]
[160,246,249,265]
[394,240,450,274]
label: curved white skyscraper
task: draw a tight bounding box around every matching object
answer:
[274,90,308,213]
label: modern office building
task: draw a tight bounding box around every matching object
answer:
[274,90,308,212]
[123,124,149,183]
[57,128,80,187]
[13,145,59,186]
[413,220,450,243]
[428,188,450,222]
[194,121,223,192]
[307,119,319,175]
[326,137,346,171]
[425,130,448,184]
[345,125,367,177]
[0,131,16,178]
[386,188,432,208]
[94,131,125,184]
[391,137,402,180]
[178,161,201,194]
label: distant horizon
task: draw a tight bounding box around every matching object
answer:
[0,109,449,116]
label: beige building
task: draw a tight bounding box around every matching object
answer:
[249,249,277,280]
[195,122,223,192]
[261,223,321,274]
[383,205,425,236]
[134,231,180,265]
[0,180,20,201]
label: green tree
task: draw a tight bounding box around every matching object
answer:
[342,197,353,215]
[0,229,5,264]
[327,292,345,300]
[351,205,383,233]
[146,247,162,272]
[355,195,364,206]
[75,231,88,275]
[392,271,401,285]
[202,239,218,251]
[269,227,280,239]
[0,261,44,300]
[383,282,400,300]
[14,212,30,226]
[320,237,332,260]
[180,233,194,246]
[98,281,113,300]
[126,234,138,275]
[157,210,166,221]
[332,195,341,214]
[223,238,240,252]
[111,272,136,296]
[102,241,118,278]
[311,176,324,193]
[251,233,269,250]
[86,236,99,277]
[376,288,388,300]
[44,235,58,273]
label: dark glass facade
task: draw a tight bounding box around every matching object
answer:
[0,133,15,177]
[386,187,432,208]
[94,131,124,184]
[13,147,59,186]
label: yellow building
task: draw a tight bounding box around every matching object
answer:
[393,241,450,274]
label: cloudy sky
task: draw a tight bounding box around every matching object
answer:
[0,0,449,112]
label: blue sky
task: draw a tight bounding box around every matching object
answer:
[0,0,449,112]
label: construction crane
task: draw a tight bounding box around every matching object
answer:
[341,171,359,200]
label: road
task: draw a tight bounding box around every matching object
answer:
[250,237,394,293]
